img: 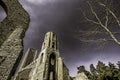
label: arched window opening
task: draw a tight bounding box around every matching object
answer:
[50,54,55,66]
[0,5,6,22]
[53,33,55,37]
[52,42,55,49]
[40,53,44,64]
[48,53,56,80]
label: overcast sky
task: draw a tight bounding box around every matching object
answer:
[0,0,120,77]
[0,6,6,22]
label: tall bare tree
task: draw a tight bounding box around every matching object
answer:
[79,0,120,46]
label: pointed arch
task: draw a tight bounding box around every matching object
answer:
[48,53,56,80]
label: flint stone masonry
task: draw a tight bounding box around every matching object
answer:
[0,0,29,46]
[0,28,23,80]
[0,0,30,80]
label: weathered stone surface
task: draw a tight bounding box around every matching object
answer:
[74,72,89,80]
[12,32,71,80]
[0,0,30,80]
[0,27,23,80]
[0,0,29,46]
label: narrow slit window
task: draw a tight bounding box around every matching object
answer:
[52,42,55,48]
[40,53,43,64]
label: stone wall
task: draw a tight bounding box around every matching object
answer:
[0,0,29,46]
[63,63,71,80]
[74,72,89,80]
[0,0,30,80]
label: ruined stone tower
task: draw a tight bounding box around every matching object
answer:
[0,0,89,80]
[13,32,71,80]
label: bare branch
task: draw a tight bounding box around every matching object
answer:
[103,26,120,45]
[79,30,120,34]
[80,8,100,25]
[98,2,120,27]
[84,1,120,45]
[84,16,100,25]
[105,10,109,27]
[87,1,105,27]
[78,38,113,43]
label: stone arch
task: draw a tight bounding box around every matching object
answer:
[0,0,7,13]
[49,53,56,66]
[0,0,30,46]
[0,0,30,80]
[48,53,56,80]
[52,42,55,49]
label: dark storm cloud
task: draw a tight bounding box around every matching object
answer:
[20,0,83,51]
[19,0,120,76]
[0,6,2,11]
